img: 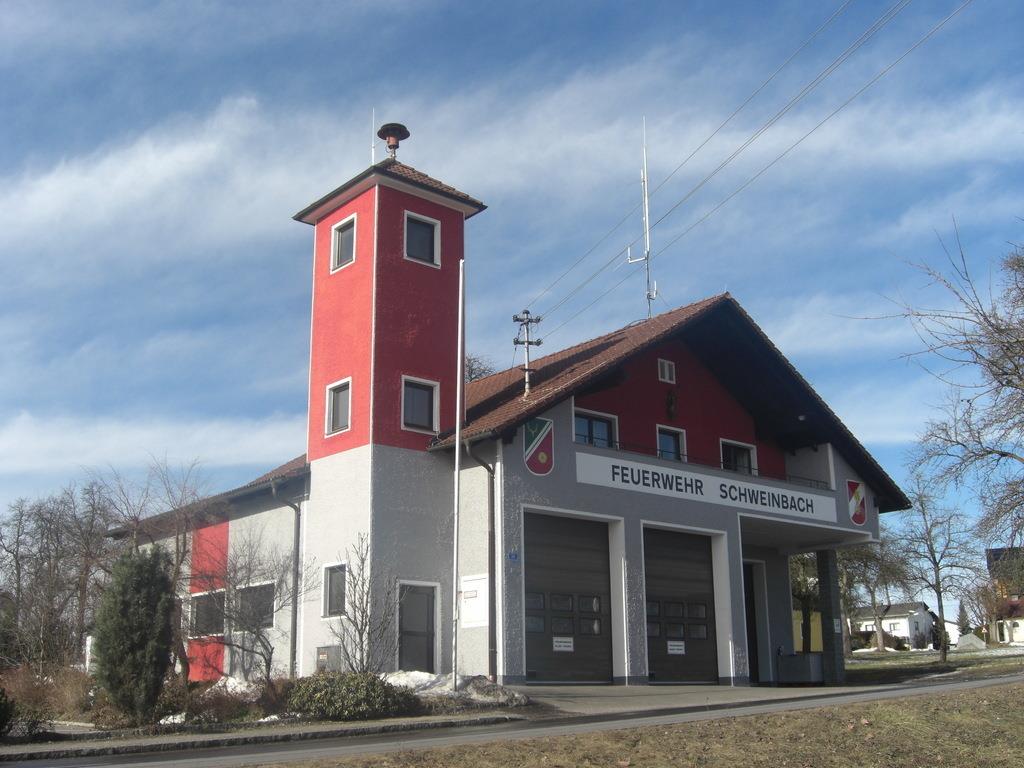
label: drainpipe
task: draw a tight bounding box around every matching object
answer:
[271,477,302,679]
[466,442,497,682]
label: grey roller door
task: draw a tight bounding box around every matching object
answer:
[643,527,718,683]
[524,513,612,682]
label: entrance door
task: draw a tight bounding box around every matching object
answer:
[399,584,435,672]
[643,528,718,682]
[524,513,613,682]
[743,562,760,684]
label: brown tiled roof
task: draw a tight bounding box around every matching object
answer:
[436,294,729,447]
[293,158,485,224]
[108,455,309,539]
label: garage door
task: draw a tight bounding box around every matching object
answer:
[643,527,718,683]
[524,513,612,682]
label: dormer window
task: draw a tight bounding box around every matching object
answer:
[405,212,440,266]
[331,215,356,271]
[658,358,676,384]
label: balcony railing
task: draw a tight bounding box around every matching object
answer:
[573,434,832,491]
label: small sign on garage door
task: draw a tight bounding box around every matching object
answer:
[553,636,574,652]
[667,640,686,655]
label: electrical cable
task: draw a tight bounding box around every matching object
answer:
[524,0,856,312]
[537,0,913,324]
[541,0,975,344]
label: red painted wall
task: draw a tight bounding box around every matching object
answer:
[187,521,228,681]
[371,185,463,449]
[306,187,376,462]
[574,340,787,480]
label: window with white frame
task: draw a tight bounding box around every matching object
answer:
[888,622,898,632]
[658,358,676,384]
[404,212,440,265]
[331,216,356,271]
[864,623,875,631]
[721,440,754,475]
[402,377,437,431]
[574,411,616,449]
[191,592,225,637]
[324,564,346,617]
[237,584,275,630]
[326,380,351,434]
[657,426,685,461]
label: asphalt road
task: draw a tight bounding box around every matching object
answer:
[13,674,1024,768]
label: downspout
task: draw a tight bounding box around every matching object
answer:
[271,477,303,679]
[466,441,497,681]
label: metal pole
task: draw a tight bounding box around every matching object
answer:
[451,258,465,691]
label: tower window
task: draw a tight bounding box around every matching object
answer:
[402,377,438,432]
[326,379,351,435]
[657,358,676,384]
[405,212,440,266]
[331,216,356,271]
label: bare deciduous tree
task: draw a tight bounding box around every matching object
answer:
[841,533,911,651]
[327,533,399,674]
[789,553,818,654]
[465,353,496,383]
[897,477,978,660]
[899,230,1024,546]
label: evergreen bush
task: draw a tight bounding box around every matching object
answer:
[93,547,175,724]
[288,672,417,721]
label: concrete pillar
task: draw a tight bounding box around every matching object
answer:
[815,549,845,684]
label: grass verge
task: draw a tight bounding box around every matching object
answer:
[845,648,1024,684]
[267,680,1024,768]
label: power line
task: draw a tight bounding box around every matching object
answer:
[543,0,975,344]
[524,0,856,312]
[538,0,913,325]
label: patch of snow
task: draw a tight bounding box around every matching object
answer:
[384,671,528,706]
[257,714,280,722]
[852,647,899,654]
[201,676,261,702]
[159,713,186,724]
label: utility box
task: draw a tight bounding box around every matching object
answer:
[777,652,823,684]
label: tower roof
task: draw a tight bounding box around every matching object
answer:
[293,157,486,225]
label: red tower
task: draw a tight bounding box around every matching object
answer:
[293,126,486,459]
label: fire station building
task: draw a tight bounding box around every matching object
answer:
[136,129,909,687]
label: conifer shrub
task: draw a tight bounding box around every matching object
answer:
[93,547,175,724]
[288,672,418,721]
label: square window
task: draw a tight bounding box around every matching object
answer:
[331,218,355,270]
[327,381,350,434]
[405,215,438,264]
[664,602,685,618]
[551,617,574,634]
[646,601,660,617]
[646,621,661,637]
[403,379,436,431]
[688,623,708,639]
[658,358,676,384]
[574,412,615,448]
[525,615,545,633]
[191,592,224,637]
[721,442,753,474]
[579,596,601,614]
[657,428,683,461]
[237,584,275,630]
[550,594,574,612]
[687,603,707,619]
[324,564,346,617]
[665,623,686,639]
[580,618,601,635]
[525,592,545,611]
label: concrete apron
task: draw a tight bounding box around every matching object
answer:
[511,683,896,717]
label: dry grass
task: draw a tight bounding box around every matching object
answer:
[845,648,1024,684]
[267,681,1024,768]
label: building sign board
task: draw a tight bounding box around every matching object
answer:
[575,453,837,522]
[552,636,574,653]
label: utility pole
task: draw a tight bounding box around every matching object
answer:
[627,117,656,318]
[513,310,543,397]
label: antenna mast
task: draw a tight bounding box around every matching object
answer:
[627,117,657,318]
[513,310,543,397]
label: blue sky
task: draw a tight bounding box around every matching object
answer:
[2,0,1022,526]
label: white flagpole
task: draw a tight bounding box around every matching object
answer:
[451,257,465,690]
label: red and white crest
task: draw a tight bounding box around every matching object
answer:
[847,480,866,526]
[523,417,554,476]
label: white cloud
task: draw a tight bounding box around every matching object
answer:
[0,411,305,475]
